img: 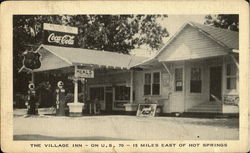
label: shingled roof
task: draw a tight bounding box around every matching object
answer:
[189,22,239,49]
[133,21,239,68]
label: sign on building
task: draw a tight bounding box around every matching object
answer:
[43,23,78,47]
[75,66,94,78]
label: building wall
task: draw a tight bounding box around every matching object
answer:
[157,25,229,62]
[86,56,238,114]
[133,67,172,113]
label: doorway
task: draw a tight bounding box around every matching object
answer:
[209,66,222,101]
[105,92,113,113]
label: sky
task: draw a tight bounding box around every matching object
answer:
[131,15,206,57]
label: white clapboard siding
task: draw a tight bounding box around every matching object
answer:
[158,24,230,62]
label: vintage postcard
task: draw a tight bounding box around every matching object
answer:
[1,0,249,152]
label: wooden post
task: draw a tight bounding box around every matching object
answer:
[130,70,133,104]
[74,65,78,103]
[230,54,239,69]
[31,71,35,83]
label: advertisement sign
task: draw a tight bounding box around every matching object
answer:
[75,67,94,78]
[43,23,78,47]
[136,104,157,117]
[22,51,41,70]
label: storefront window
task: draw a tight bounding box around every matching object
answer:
[90,87,104,100]
[175,68,183,91]
[144,72,160,95]
[190,67,202,93]
[226,64,237,90]
[115,86,130,100]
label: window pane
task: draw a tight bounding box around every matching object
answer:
[175,68,183,91]
[152,84,160,95]
[144,85,151,95]
[144,73,151,84]
[115,86,130,100]
[175,68,183,81]
[227,64,237,76]
[175,81,183,91]
[191,68,201,80]
[90,87,104,100]
[153,72,160,84]
[227,78,236,90]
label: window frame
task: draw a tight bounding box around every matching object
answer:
[89,86,105,101]
[174,67,183,92]
[226,63,238,91]
[190,67,202,94]
[143,71,161,96]
[114,85,131,101]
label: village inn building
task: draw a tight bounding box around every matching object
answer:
[18,22,239,115]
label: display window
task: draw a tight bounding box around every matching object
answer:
[89,87,104,100]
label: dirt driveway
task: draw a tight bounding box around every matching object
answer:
[13,114,239,140]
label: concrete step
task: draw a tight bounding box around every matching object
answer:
[187,102,222,113]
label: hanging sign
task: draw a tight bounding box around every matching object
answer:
[43,23,78,47]
[22,50,41,70]
[75,66,94,78]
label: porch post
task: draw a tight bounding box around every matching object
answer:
[31,71,35,83]
[130,70,133,103]
[74,65,78,103]
[162,62,172,77]
[230,54,239,69]
[67,65,84,117]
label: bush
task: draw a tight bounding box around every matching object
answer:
[65,93,86,103]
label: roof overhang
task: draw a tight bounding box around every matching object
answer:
[19,44,147,73]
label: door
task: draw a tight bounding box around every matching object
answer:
[105,92,113,113]
[171,67,185,112]
[210,66,222,101]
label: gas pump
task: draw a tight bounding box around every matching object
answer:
[26,83,38,115]
[55,81,66,116]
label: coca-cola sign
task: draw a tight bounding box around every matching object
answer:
[43,31,77,47]
[43,23,78,47]
[47,33,75,45]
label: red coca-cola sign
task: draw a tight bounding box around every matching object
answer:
[43,23,78,47]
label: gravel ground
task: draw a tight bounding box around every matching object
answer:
[13,109,239,140]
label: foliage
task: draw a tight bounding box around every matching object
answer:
[13,15,168,72]
[204,15,239,31]
[65,93,85,103]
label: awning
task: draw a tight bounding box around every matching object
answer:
[29,44,147,72]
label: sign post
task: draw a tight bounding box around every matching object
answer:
[67,65,94,117]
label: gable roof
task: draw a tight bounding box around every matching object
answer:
[31,44,147,72]
[133,21,239,68]
[189,22,239,49]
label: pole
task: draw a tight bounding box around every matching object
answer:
[74,65,78,103]
[130,70,133,104]
[31,71,35,83]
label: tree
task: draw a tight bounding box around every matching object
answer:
[13,15,168,93]
[13,15,168,70]
[204,15,239,31]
